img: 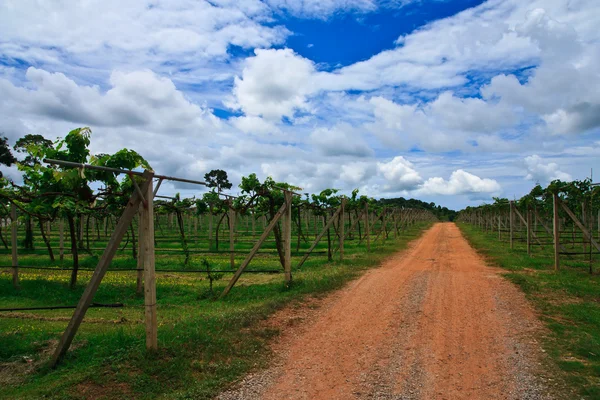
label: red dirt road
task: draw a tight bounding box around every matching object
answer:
[219,223,554,400]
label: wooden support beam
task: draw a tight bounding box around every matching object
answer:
[339,199,346,262]
[509,201,514,249]
[284,192,292,285]
[365,203,370,252]
[136,207,144,295]
[11,203,18,289]
[142,177,157,350]
[220,201,288,298]
[229,207,235,269]
[296,206,343,269]
[59,218,64,261]
[553,193,560,271]
[527,207,532,255]
[51,170,153,367]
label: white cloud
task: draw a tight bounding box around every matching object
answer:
[523,155,572,183]
[230,115,281,136]
[340,162,377,184]
[228,48,316,121]
[0,68,220,135]
[309,123,374,157]
[377,156,422,191]
[419,170,501,196]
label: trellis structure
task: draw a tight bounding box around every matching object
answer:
[2,160,437,366]
[457,183,600,273]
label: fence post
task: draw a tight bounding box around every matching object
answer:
[527,206,531,256]
[365,203,370,252]
[553,193,560,270]
[229,206,235,269]
[509,201,514,250]
[11,203,18,289]
[284,192,292,285]
[142,177,157,350]
[136,206,145,295]
[339,198,346,261]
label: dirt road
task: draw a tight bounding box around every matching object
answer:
[218,223,555,400]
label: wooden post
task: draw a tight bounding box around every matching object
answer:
[142,178,157,350]
[526,207,532,256]
[229,206,235,269]
[509,201,514,250]
[553,193,560,271]
[339,198,345,261]
[208,210,213,251]
[498,215,501,240]
[136,207,145,295]
[51,171,153,367]
[59,218,65,261]
[365,203,370,252]
[284,192,292,285]
[11,203,18,289]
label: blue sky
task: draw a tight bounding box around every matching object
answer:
[1,0,599,209]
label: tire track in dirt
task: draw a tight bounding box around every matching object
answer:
[218,223,557,400]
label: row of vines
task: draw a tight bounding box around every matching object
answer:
[457,179,600,272]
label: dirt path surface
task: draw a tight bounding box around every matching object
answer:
[218,223,557,400]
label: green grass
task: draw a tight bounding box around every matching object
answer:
[458,223,600,399]
[0,219,431,399]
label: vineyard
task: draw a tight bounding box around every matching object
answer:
[0,129,436,398]
[457,179,600,271]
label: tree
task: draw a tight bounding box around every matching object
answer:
[0,136,16,178]
[204,169,232,193]
[14,134,54,167]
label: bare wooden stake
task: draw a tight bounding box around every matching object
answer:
[284,192,292,285]
[59,218,65,261]
[11,203,18,289]
[229,207,235,269]
[509,201,514,250]
[136,207,144,295]
[142,178,157,350]
[365,203,370,252]
[339,198,346,261]
[553,193,560,270]
[527,207,532,255]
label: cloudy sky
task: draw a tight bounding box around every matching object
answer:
[1,0,599,209]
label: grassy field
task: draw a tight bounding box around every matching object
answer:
[459,223,600,399]
[0,213,431,399]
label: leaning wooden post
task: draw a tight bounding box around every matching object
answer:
[509,201,514,250]
[142,177,157,350]
[553,193,560,270]
[228,206,235,269]
[365,202,370,252]
[11,203,18,289]
[339,198,346,261]
[51,170,153,367]
[284,192,292,285]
